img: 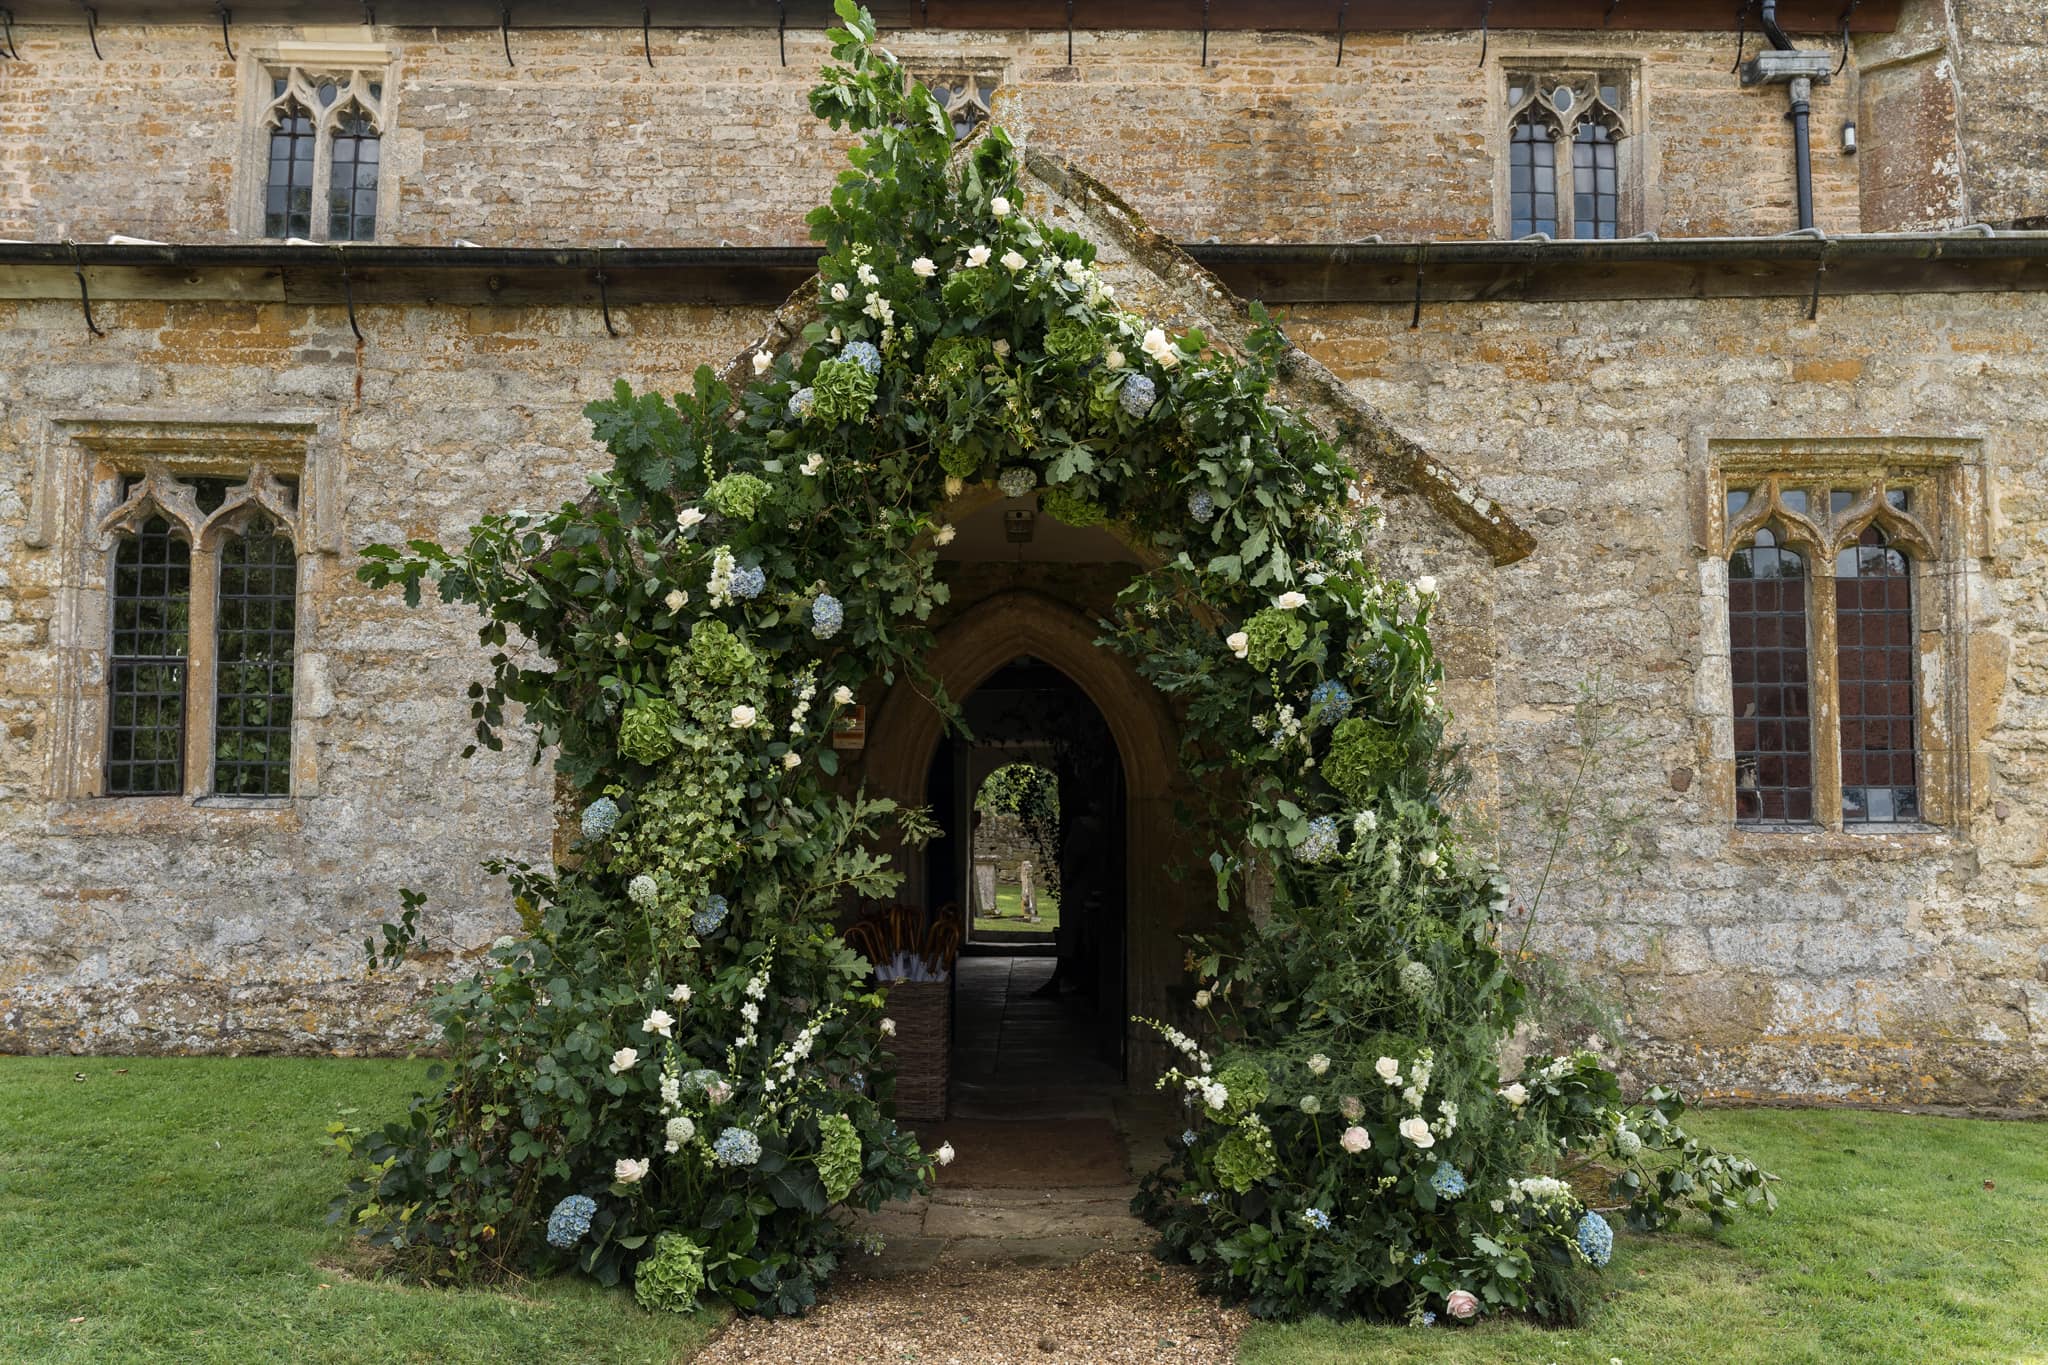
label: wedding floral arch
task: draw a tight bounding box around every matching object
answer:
[344,2,1774,1324]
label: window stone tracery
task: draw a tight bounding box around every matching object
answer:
[1504,68,1632,240]
[254,59,389,241]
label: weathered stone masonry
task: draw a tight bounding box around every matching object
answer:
[1,3,2044,1108]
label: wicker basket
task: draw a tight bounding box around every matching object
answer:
[885,978,951,1121]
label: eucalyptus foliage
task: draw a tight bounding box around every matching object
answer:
[342,1,1772,1323]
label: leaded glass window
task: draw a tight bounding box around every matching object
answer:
[1505,69,1630,240]
[920,73,997,143]
[259,66,387,242]
[1509,117,1557,238]
[1729,527,1812,823]
[107,518,191,796]
[1572,123,1619,239]
[1836,524,1917,824]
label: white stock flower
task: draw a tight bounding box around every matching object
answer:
[729,704,757,728]
[1194,989,1212,1009]
[935,1141,956,1166]
[1307,1053,1331,1077]
[643,1009,674,1038]
[944,475,965,497]
[1499,1081,1529,1107]
[829,282,849,302]
[1062,258,1087,281]
[966,244,992,268]
[614,1157,650,1184]
[1140,327,1179,368]
[990,195,1011,217]
[1375,1056,1401,1084]
[1398,1116,1436,1149]
[740,1001,759,1024]
[1274,591,1309,610]
[1000,249,1027,272]
[935,523,957,546]
[1226,631,1250,660]
[832,685,854,705]
[664,589,689,612]
[751,349,773,375]
[863,292,894,324]
[783,752,801,770]
[879,1017,897,1037]
[609,1047,639,1074]
[911,255,936,278]
[856,263,879,287]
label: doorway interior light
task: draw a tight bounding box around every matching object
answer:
[1004,509,1036,543]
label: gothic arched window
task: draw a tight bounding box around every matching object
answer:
[214,520,300,797]
[1508,115,1557,239]
[1728,523,1813,824]
[107,517,192,795]
[1504,71,1630,240]
[260,68,387,241]
[1835,522,1918,824]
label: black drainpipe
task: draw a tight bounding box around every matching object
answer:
[1759,0,1816,231]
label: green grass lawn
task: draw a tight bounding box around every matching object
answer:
[972,882,1060,936]
[0,1056,717,1365]
[1239,1107,2048,1365]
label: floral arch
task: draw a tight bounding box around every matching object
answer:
[345,2,1773,1327]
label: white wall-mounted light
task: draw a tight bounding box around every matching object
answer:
[1842,121,1858,155]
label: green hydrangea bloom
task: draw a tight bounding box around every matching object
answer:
[1039,487,1107,528]
[922,335,992,390]
[1215,1060,1270,1117]
[617,696,681,765]
[1042,317,1099,367]
[1210,1116,1277,1194]
[633,1232,708,1314]
[810,356,879,426]
[1243,608,1305,672]
[817,1112,864,1203]
[1323,716,1403,804]
[704,472,772,521]
[677,620,757,694]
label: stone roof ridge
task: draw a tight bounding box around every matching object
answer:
[1017,148,1534,567]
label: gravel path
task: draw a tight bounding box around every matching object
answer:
[696,1251,1245,1365]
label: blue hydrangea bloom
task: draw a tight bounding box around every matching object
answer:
[1301,1206,1333,1232]
[1119,372,1157,417]
[580,797,620,840]
[998,466,1036,499]
[1420,1312,1438,1327]
[1297,814,1340,863]
[1429,1164,1468,1200]
[789,385,816,419]
[841,340,882,374]
[1197,1191,1217,1206]
[712,1126,763,1168]
[691,894,729,936]
[545,1194,596,1249]
[1576,1210,1614,1267]
[811,593,844,640]
[730,564,766,599]
[1182,1128,1199,1147]
[1309,679,1353,724]
[1187,488,1217,523]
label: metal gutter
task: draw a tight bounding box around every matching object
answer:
[3,234,2047,311]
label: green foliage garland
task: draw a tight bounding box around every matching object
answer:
[345,1,1773,1325]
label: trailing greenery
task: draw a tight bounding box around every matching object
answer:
[346,1,1773,1325]
[974,762,1062,894]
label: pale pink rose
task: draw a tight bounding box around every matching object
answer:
[1339,1125,1371,1154]
[1445,1289,1479,1319]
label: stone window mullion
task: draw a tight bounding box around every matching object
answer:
[1807,553,1846,833]
[181,545,223,797]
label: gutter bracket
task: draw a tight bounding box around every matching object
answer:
[642,5,653,66]
[1,8,16,61]
[82,2,101,59]
[1409,248,1426,329]
[1477,0,1494,69]
[337,248,365,342]
[1066,0,1074,66]
[67,243,104,338]
[1807,241,1831,320]
[1834,0,1860,76]
[596,253,619,338]
[500,5,514,67]
[217,3,234,61]
[1200,0,1209,68]
[778,0,786,66]
[1335,2,1346,66]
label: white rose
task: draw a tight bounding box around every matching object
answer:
[1398,1116,1436,1149]
[992,338,1011,357]
[944,475,965,497]
[675,507,706,532]
[614,1157,650,1184]
[935,1141,956,1166]
[1418,847,1440,868]
[935,524,956,546]
[1140,327,1180,368]
[1275,591,1309,611]
[610,1047,639,1075]
[643,1009,674,1038]
[832,685,854,706]
[1340,1125,1371,1154]
[801,452,825,476]
[670,983,693,1005]
[912,256,937,278]
[1194,989,1212,1009]
[880,1017,897,1037]
[1416,575,1438,596]
[752,350,773,375]
[782,752,801,770]
[1226,631,1250,660]
[1104,348,1125,369]
[829,282,849,302]
[1000,249,1027,272]
[1307,1053,1331,1077]
[966,244,991,268]
[1375,1056,1401,1084]
[1499,1082,1529,1107]
[729,705,757,728]
[990,195,1011,217]
[664,589,689,612]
